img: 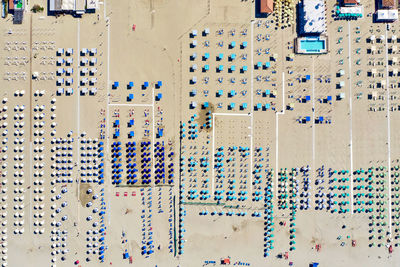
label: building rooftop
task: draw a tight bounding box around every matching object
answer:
[61,0,75,10]
[381,0,396,8]
[13,9,23,24]
[86,0,98,9]
[49,0,98,13]
[8,0,14,10]
[49,0,62,11]
[260,0,274,13]
[299,0,326,35]
[377,9,398,20]
[343,0,360,5]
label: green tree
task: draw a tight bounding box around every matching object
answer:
[31,4,44,13]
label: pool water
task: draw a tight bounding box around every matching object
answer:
[300,39,325,52]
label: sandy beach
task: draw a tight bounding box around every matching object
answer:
[0,0,400,266]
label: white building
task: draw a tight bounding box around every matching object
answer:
[377,9,398,21]
[339,6,363,16]
[49,0,97,14]
[299,0,326,34]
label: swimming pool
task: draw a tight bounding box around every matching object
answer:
[300,38,325,53]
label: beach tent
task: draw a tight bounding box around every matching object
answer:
[370,35,375,42]
[90,88,98,95]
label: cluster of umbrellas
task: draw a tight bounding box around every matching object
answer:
[125,142,138,184]
[277,170,290,209]
[154,142,174,184]
[274,0,294,28]
[139,141,152,185]
[76,193,106,263]
[49,186,72,263]
[178,204,186,255]
[111,142,123,185]
[252,148,265,201]
[141,188,155,257]
[80,137,103,184]
[264,175,275,257]
[0,94,25,259]
[166,188,174,253]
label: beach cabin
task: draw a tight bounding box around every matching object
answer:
[113,81,119,89]
[190,101,197,109]
[57,68,65,76]
[81,57,88,66]
[90,58,97,66]
[57,88,65,95]
[190,89,197,97]
[190,29,198,38]
[81,68,89,76]
[66,68,73,75]
[87,87,96,95]
[80,87,88,95]
[81,77,88,85]
[57,48,64,56]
